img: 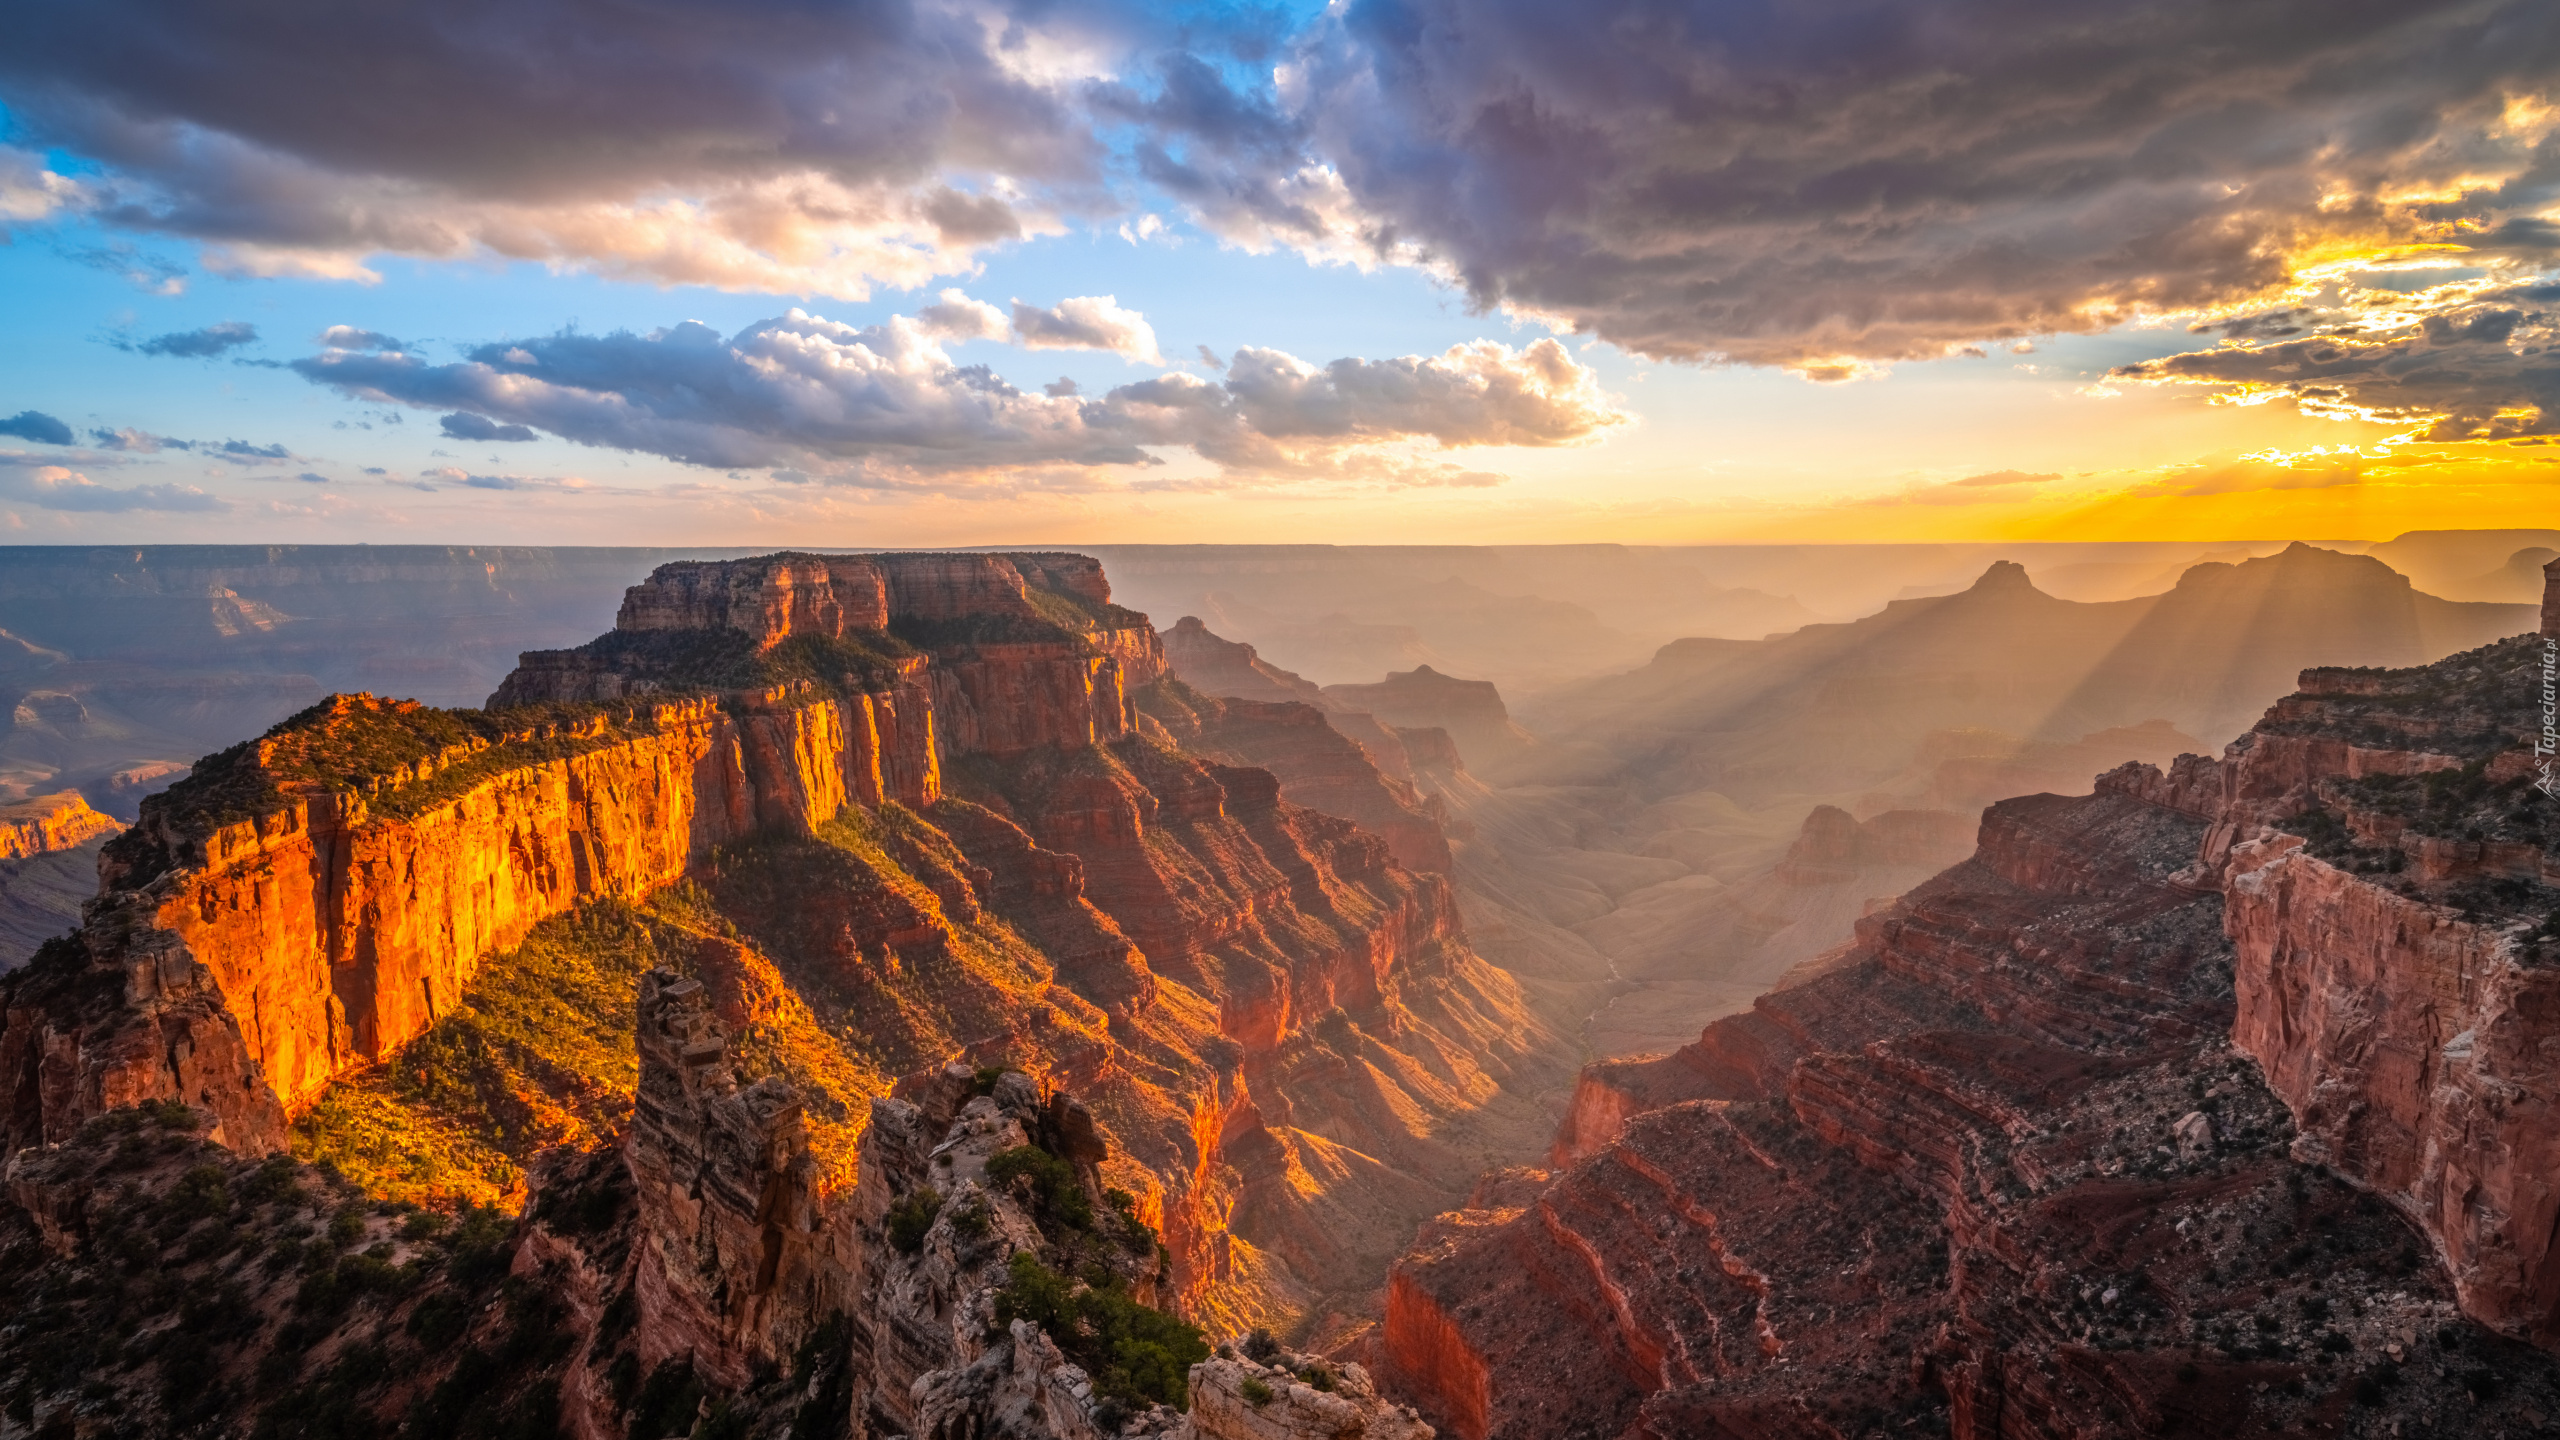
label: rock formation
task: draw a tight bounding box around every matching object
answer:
[0,790,119,861]
[1141,680,1453,875]
[1184,1343,1431,1440]
[1319,668,1533,775]
[1516,544,2534,802]
[0,964,1434,1440]
[1162,617,1331,708]
[624,966,854,1390]
[0,549,1564,1338]
[1379,628,2560,1435]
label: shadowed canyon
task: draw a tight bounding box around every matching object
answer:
[0,540,2556,1438]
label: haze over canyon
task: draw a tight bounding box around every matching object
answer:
[0,533,2546,1439]
[3,0,2558,1433]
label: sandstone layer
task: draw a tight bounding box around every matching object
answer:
[1380,630,2560,1435]
[0,549,1564,1337]
[0,965,1429,1440]
[0,790,120,861]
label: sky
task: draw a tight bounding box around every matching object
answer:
[0,0,2556,547]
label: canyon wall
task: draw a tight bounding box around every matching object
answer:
[0,548,1561,1341]
[0,551,1166,1147]
[0,791,119,862]
[1381,629,2560,1435]
[2200,633,2560,1346]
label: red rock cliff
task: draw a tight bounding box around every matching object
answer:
[0,549,1565,1341]
[1385,629,2560,1435]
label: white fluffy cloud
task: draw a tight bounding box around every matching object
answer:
[1009,295,1162,363]
[289,306,1625,487]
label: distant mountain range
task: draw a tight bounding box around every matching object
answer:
[1518,543,2533,803]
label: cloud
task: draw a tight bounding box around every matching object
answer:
[289,304,1626,487]
[440,412,540,443]
[11,0,2556,386]
[123,320,257,358]
[914,290,1010,343]
[419,467,597,493]
[89,426,189,452]
[2110,269,2560,441]
[294,471,329,484]
[0,145,83,224]
[0,411,73,445]
[216,439,291,462]
[1861,469,2062,507]
[1251,0,2560,365]
[1009,295,1163,363]
[0,465,224,512]
[318,326,407,351]
[0,0,1124,298]
[60,240,185,294]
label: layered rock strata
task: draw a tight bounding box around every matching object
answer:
[1319,667,1533,774]
[625,966,853,1391]
[0,552,1163,1144]
[0,549,1560,1337]
[1140,679,1454,875]
[0,976,1426,1440]
[0,791,119,861]
[1382,634,2560,1435]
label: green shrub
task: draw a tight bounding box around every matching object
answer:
[407,1290,473,1350]
[887,1187,944,1254]
[986,1145,1091,1230]
[169,1164,232,1221]
[326,1207,368,1252]
[1240,1377,1275,1406]
[994,1253,1209,1409]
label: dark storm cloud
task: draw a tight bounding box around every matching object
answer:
[2112,279,2560,440]
[0,411,74,445]
[0,0,1140,291]
[19,0,2541,375]
[1269,0,2560,365]
[122,320,258,358]
[441,412,540,443]
[288,306,1625,485]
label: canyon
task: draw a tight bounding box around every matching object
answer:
[1,541,2557,1438]
[1372,568,2560,1436]
[0,549,1565,1349]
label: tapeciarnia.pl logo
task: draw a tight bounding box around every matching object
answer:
[2539,637,2558,799]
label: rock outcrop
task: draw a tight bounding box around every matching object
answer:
[1381,628,2560,1435]
[625,966,854,1390]
[1319,667,1532,774]
[1184,1345,1431,1440]
[0,553,1163,1141]
[2184,634,2560,1346]
[0,790,119,861]
[0,549,1565,1340]
[1141,680,1454,875]
[1162,617,1330,708]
